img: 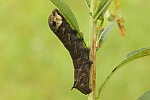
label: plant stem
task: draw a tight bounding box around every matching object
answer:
[88,0,97,100]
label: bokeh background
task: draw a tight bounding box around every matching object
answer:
[0,0,150,100]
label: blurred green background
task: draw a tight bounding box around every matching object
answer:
[0,0,150,100]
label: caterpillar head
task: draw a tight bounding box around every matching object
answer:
[48,9,62,32]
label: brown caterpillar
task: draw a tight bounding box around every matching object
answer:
[48,9,92,95]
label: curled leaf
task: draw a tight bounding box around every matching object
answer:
[137,90,150,100]
[96,47,150,99]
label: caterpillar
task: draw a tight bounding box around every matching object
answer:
[48,8,92,95]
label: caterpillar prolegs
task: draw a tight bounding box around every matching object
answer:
[48,9,92,95]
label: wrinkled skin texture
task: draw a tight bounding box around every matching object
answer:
[48,9,92,95]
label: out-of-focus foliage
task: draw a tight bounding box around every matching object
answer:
[0,0,150,100]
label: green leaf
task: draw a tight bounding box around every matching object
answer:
[85,0,90,8]
[94,0,112,20]
[137,90,150,100]
[96,47,150,99]
[96,20,115,49]
[50,0,82,36]
[126,48,146,58]
[100,21,116,44]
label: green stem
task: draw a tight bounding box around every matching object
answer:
[88,0,97,100]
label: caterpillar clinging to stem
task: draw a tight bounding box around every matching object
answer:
[48,8,92,95]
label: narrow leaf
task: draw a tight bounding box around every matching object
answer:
[50,0,81,36]
[97,20,115,49]
[94,0,112,20]
[137,90,150,100]
[96,47,150,99]
[85,0,90,8]
[126,48,146,58]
